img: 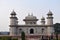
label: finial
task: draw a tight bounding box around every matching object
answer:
[28,13,30,16]
[42,16,44,18]
[49,10,50,11]
[49,10,51,13]
[31,12,33,16]
[13,9,14,12]
[12,9,15,12]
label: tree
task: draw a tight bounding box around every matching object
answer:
[54,23,60,40]
[21,31,25,40]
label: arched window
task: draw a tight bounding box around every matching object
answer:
[19,29,22,33]
[30,29,34,34]
[42,28,44,33]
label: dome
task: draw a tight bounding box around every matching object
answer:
[10,10,16,15]
[25,14,37,19]
[41,16,45,20]
[47,10,53,15]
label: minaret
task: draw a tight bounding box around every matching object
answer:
[47,10,54,35]
[9,10,18,36]
[41,16,45,25]
[47,10,53,25]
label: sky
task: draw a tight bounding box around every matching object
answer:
[0,0,60,31]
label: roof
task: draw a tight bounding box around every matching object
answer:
[23,14,38,21]
[10,10,16,15]
[47,10,53,15]
[9,24,54,27]
[41,16,45,20]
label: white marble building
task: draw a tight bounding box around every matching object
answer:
[9,10,54,40]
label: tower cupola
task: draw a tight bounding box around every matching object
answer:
[47,10,53,15]
[10,10,17,17]
[10,10,16,15]
[47,10,53,17]
[41,16,45,20]
[10,10,18,25]
[47,10,53,25]
[41,16,45,25]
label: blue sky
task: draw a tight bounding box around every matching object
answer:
[0,0,60,31]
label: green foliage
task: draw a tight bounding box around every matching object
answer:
[21,31,25,40]
[0,36,11,40]
[54,23,60,40]
[53,38,60,40]
[54,23,60,34]
[0,36,18,40]
[12,38,18,40]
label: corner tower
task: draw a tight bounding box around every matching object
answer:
[47,10,54,35]
[9,10,18,35]
[47,10,53,25]
[41,16,45,25]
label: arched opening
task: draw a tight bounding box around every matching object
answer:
[30,29,34,34]
[19,29,22,33]
[42,28,44,33]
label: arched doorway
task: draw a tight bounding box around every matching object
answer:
[30,29,34,34]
